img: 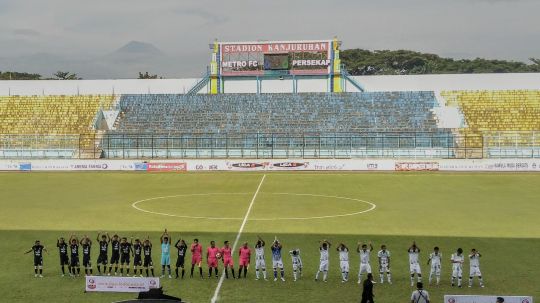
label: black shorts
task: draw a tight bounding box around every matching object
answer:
[133,256,142,266]
[143,257,153,267]
[60,254,69,266]
[97,254,108,265]
[70,256,80,267]
[110,253,120,264]
[34,256,43,267]
[120,254,130,264]
[83,256,91,267]
[176,257,185,268]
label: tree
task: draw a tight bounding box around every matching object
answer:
[53,71,81,80]
[138,72,161,79]
[0,71,41,80]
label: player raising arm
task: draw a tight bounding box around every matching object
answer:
[468,248,484,288]
[96,232,109,275]
[337,243,350,283]
[143,236,155,277]
[238,242,251,279]
[160,229,172,278]
[427,246,442,285]
[190,238,203,278]
[316,239,331,282]
[81,235,93,276]
[357,241,373,284]
[378,244,391,284]
[57,237,69,277]
[408,241,422,287]
[271,237,285,282]
[451,248,464,288]
[174,238,187,279]
[25,240,48,278]
[254,236,267,281]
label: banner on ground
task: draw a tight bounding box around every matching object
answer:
[85,276,160,293]
[444,295,533,303]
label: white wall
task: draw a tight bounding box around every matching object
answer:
[1,73,539,96]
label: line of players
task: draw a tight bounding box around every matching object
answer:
[26,234,485,288]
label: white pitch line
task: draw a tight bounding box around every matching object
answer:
[210,174,266,303]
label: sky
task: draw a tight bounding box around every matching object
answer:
[0,0,539,78]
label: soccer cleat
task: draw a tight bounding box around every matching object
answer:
[127,274,130,277]
[274,277,278,282]
[281,277,285,282]
[451,283,455,287]
[39,275,43,278]
[61,274,65,277]
[107,273,111,276]
[315,278,318,282]
[160,275,164,278]
[168,275,172,279]
[34,274,38,278]
[255,277,259,281]
[294,278,297,282]
[323,279,327,283]
[140,275,143,277]
[468,285,472,288]
[358,280,361,284]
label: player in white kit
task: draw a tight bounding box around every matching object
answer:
[468,248,484,288]
[254,236,267,281]
[315,240,331,282]
[377,244,391,284]
[289,248,303,281]
[337,243,350,283]
[357,241,373,284]
[451,248,464,287]
[427,246,442,285]
[408,241,422,287]
[271,237,285,282]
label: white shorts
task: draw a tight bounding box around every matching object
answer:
[272,260,283,269]
[340,261,349,272]
[319,260,328,271]
[256,259,266,270]
[469,266,482,277]
[452,266,463,277]
[410,263,421,274]
[293,262,302,271]
[430,264,441,275]
[379,263,390,273]
[359,263,372,274]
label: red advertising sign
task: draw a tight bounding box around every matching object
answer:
[147,162,187,172]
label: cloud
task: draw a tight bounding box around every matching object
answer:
[12,28,40,37]
[174,8,229,26]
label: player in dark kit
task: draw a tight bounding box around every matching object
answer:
[120,237,133,276]
[81,235,93,275]
[25,240,48,277]
[175,239,188,278]
[96,232,109,275]
[143,237,155,277]
[69,235,81,277]
[133,238,144,277]
[108,234,120,275]
[57,237,69,276]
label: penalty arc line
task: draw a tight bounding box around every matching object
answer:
[210,174,266,303]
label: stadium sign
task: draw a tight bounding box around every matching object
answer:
[444,295,533,303]
[85,276,160,293]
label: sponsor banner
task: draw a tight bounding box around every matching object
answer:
[221,42,329,54]
[85,276,159,293]
[395,162,439,171]
[444,295,533,303]
[19,163,32,171]
[147,162,187,172]
[438,159,540,172]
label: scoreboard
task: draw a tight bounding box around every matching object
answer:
[218,40,333,76]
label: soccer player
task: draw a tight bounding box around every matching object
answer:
[289,248,303,282]
[25,240,48,277]
[133,238,143,277]
[408,241,422,286]
[238,242,251,279]
[221,240,236,279]
[315,239,331,282]
[468,248,484,288]
[337,243,350,283]
[143,237,155,277]
[377,244,392,284]
[207,241,220,278]
[174,238,187,279]
[119,237,133,276]
[254,236,267,281]
[427,246,442,285]
[160,230,172,278]
[57,237,69,276]
[451,248,464,287]
[271,238,285,282]
[81,235,93,276]
[69,235,81,277]
[108,234,120,275]
[96,233,109,275]
[190,238,203,278]
[357,241,373,284]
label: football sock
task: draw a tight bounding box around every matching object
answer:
[62,266,66,275]
[214,268,218,277]
[146,269,149,276]
[208,268,212,277]
[190,266,194,277]
[151,268,154,276]
[77,267,80,275]
[225,268,229,278]
[244,267,247,278]
[181,269,185,278]
[323,271,327,281]
[126,268,130,275]
[199,267,203,277]
[436,275,440,284]
[175,268,179,278]
[418,274,422,282]
[39,268,43,274]
[274,270,277,279]
[387,273,392,283]
[458,277,462,286]
[315,270,320,280]
[479,277,484,286]
[280,270,284,278]
[293,270,297,280]
[232,268,236,279]
[469,277,473,286]
[255,269,259,279]
[262,269,267,279]
[167,266,171,275]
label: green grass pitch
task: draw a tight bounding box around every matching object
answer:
[0,172,539,302]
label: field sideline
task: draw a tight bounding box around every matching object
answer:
[0,172,539,302]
